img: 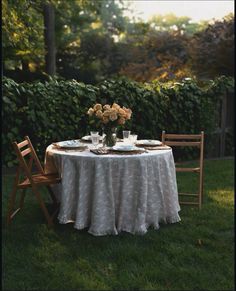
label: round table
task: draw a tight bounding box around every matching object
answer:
[45,143,181,236]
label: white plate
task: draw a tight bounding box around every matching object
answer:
[136,139,162,146]
[54,140,85,148]
[112,145,141,151]
[81,135,103,141]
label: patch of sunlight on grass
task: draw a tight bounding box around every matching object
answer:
[208,189,234,205]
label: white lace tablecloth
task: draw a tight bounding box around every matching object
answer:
[44,143,181,236]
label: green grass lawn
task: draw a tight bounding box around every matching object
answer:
[2,158,234,290]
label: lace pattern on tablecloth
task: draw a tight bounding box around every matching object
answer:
[46,146,181,236]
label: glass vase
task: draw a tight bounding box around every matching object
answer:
[103,127,117,147]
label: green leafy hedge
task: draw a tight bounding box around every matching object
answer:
[2,76,234,167]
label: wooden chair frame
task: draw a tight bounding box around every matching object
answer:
[162,131,204,209]
[7,136,61,227]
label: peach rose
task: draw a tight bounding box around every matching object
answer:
[123,107,132,119]
[112,103,120,110]
[88,103,131,125]
[103,104,111,110]
[102,116,109,124]
[126,112,132,120]
[103,109,112,117]
[118,108,126,117]
[93,103,102,111]
[96,110,103,119]
[87,108,94,116]
[109,112,118,121]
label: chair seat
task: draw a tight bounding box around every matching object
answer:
[18,173,61,188]
[176,167,200,173]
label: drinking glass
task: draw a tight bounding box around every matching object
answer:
[91,134,100,149]
[129,134,138,145]
[90,131,99,136]
[123,130,131,144]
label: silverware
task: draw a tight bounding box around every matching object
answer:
[145,146,170,150]
[91,148,109,154]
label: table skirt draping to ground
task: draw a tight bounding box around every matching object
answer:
[45,146,181,236]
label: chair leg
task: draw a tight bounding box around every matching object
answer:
[7,168,21,225]
[7,187,18,225]
[46,186,58,205]
[19,189,27,209]
[198,199,202,210]
[199,173,203,210]
[46,186,60,223]
[32,186,54,227]
[199,188,202,210]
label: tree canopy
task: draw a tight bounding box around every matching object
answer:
[148,13,208,35]
[2,0,234,83]
[2,0,44,70]
[188,13,234,78]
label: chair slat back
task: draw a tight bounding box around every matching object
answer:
[13,136,44,182]
[162,131,204,147]
[163,141,201,147]
[18,139,29,149]
[21,147,31,157]
[25,136,44,174]
[163,134,202,140]
[162,131,204,165]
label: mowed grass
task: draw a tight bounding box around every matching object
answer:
[2,158,234,290]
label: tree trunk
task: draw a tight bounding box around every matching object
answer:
[43,3,56,75]
[22,60,30,72]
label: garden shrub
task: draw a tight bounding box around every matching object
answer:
[2,75,234,167]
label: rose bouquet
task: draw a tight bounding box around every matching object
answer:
[87,103,132,146]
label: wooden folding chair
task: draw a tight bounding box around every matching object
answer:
[162,131,204,209]
[7,136,61,227]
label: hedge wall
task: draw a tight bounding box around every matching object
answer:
[2,76,234,167]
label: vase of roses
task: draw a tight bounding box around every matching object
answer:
[87,103,132,147]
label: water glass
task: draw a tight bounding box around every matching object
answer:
[91,134,100,149]
[129,134,138,145]
[90,131,99,136]
[123,130,131,143]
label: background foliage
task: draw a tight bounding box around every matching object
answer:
[2,0,234,83]
[2,1,234,165]
[188,14,234,78]
[2,76,234,167]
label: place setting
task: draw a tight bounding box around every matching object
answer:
[90,144,148,155]
[122,131,171,151]
[135,139,171,150]
[121,130,171,151]
[52,140,88,151]
[52,131,103,152]
[80,131,104,143]
[80,132,123,144]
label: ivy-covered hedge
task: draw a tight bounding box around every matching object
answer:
[2,76,234,167]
